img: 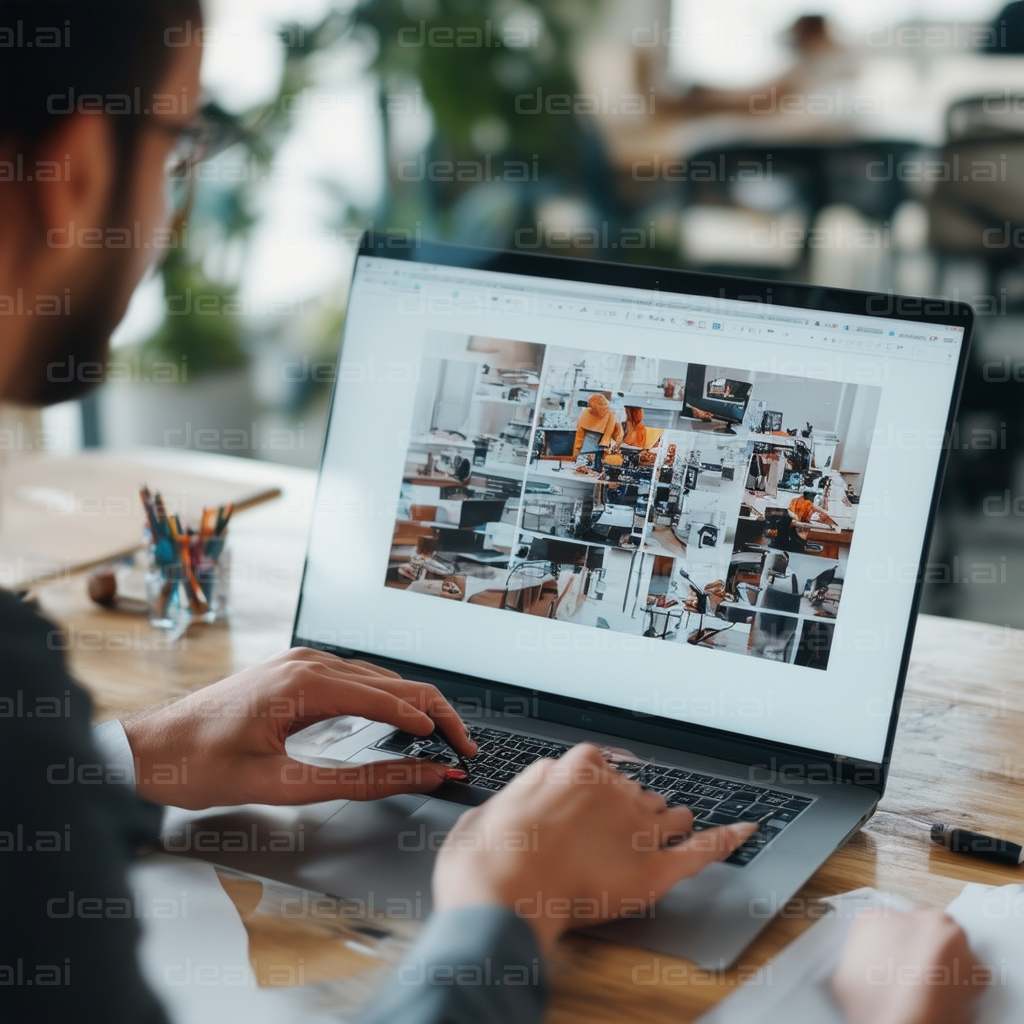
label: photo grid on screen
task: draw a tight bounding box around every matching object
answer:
[383,332,881,671]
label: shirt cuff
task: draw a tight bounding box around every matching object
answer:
[92,719,137,788]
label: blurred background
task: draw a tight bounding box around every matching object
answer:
[24,0,1024,626]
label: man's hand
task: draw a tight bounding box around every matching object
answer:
[121,648,476,809]
[432,743,756,954]
[832,909,989,1024]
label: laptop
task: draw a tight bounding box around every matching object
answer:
[282,233,971,968]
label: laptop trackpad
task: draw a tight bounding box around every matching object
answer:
[288,795,463,918]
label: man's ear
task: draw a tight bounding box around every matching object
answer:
[33,113,116,240]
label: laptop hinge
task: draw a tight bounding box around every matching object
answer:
[831,754,884,792]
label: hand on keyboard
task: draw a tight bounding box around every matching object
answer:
[123,648,479,808]
[379,722,813,865]
[433,743,758,954]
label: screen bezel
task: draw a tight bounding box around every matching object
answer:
[292,232,974,793]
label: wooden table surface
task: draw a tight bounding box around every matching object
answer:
[31,449,1024,1024]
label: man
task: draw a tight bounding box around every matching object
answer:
[0,4,989,1024]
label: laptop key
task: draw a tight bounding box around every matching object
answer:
[725,849,757,865]
[702,811,742,826]
[716,800,752,816]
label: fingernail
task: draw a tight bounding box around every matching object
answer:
[443,768,468,781]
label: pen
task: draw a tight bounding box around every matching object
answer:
[930,823,1023,867]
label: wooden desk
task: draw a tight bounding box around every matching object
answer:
[403,473,460,487]
[30,450,1024,1023]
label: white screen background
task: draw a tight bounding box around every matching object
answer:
[296,257,964,764]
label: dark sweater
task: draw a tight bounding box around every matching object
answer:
[0,588,547,1023]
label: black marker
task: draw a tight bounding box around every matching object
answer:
[930,824,1024,867]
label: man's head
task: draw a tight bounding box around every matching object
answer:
[588,394,610,416]
[0,0,203,406]
[787,15,832,54]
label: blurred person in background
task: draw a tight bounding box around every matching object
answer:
[0,3,989,1023]
[641,14,859,118]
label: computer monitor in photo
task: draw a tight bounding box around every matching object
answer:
[696,378,752,427]
[544,538,590,566]
[543,430,576,457]
[435,529,487,554]
[459,499,508,530]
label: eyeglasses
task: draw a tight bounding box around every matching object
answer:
[149,105,245,217]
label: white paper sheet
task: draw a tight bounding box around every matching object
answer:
[128,854,277,1024]
[128,854,410,1023]
[945,883,1024,1024]
[697,884,1024,1024]
[696,887,914,1024]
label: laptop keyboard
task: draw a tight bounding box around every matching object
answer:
[375,724,813,866]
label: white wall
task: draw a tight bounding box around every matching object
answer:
[747,377,847,433]
[836,384,881,480]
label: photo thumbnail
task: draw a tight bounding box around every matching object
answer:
[466,532,651,633]
[386,333,545,603]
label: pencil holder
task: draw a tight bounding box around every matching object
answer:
[139,485,235,634]
[193,541,231,624]
[145,547,193,633]
[144,531,231,631]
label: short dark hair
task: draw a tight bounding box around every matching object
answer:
[0,0,202,168]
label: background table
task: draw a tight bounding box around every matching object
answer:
[30,448,1024,1023]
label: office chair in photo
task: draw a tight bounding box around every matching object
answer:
[762,572,801,614]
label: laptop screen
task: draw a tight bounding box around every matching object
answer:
[294,242,968,766]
